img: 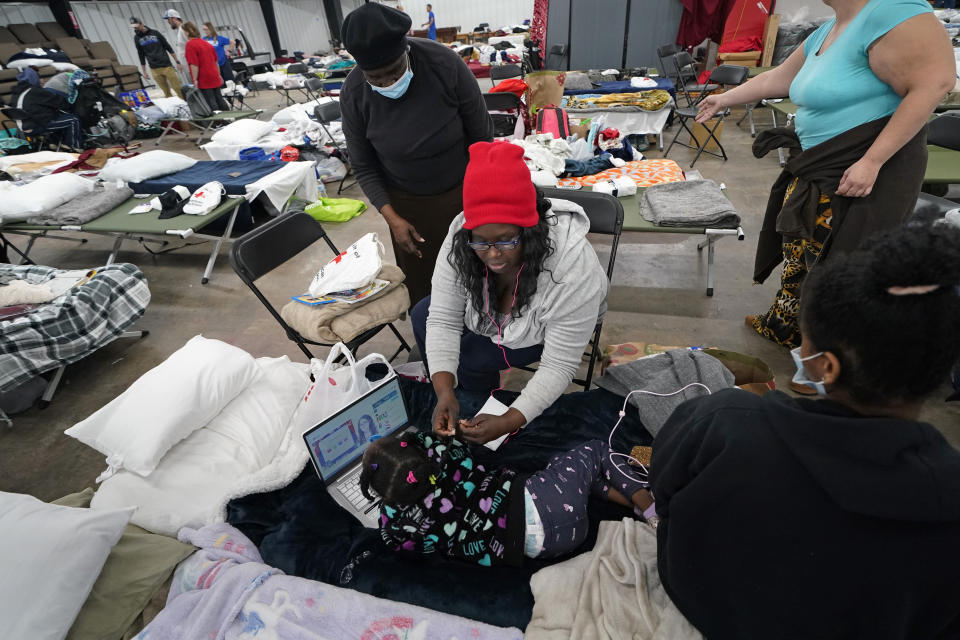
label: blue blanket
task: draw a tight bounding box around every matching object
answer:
[129,161,286,233]
[226,375,652,630]
[130,160,282,196]
[564,78,676,97]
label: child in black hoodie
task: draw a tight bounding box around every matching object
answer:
[650,224,960,639]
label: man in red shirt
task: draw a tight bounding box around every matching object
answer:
[182,21,228,111]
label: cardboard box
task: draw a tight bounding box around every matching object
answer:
[761,15,781,67]
[717,51,761,67]
[690,120,724,152]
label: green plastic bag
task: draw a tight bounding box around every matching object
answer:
[304,197,367,223]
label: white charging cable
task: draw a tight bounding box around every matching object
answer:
[607,383,713,485]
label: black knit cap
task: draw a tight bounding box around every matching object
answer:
[341,3,412,70]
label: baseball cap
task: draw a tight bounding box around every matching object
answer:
[156,185,191,220]
[162,9,182,20]
[129,16,143,26]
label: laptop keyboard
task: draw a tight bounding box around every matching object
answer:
[338,470,380,514]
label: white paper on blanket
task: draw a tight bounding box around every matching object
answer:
[308,232,383,296]
[293,343,397,437]
[477,396,511,450]
[593,176,637,198]
[244,160,318,214]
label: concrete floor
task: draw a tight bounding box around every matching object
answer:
[1,83,958,502]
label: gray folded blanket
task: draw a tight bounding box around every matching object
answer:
[594,349,735,436]
[640,179,741,228]
[27,183,134,226]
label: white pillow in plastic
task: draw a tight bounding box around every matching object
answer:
[209,119,276,145]
[0,173,95,223]
[65,335,262,479]
[99,150,197,183]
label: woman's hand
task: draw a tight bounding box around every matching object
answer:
[381,205,424,258]
[695,94,727,124]
[836,157,881,198]
[459,408,526,445]
[432,390,459,436]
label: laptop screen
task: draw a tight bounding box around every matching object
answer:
[302,376,408,481]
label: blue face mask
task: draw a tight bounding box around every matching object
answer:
[369,64,413,99]
[790,347,827,397]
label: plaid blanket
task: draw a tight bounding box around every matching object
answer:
[0,263,150,392]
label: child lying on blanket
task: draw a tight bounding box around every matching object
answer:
[359,432,654,567]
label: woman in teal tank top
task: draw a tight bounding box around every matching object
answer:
[695,0,954,356]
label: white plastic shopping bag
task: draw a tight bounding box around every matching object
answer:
[308,232,384,296]
[291,342,396,435]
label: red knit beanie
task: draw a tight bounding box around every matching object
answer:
[462,141,538,230]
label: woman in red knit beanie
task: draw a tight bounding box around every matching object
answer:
[410,141,609,444]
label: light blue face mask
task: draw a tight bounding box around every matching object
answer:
[369,59,413,99]
[790,347,827,397]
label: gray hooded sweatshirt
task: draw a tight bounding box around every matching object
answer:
[426,198,609,421]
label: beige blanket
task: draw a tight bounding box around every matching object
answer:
[280,264,409,343]
[526,518,702,640]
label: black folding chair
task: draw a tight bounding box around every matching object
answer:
[547,44,567,70]
[482,92,524,138]
[665,64,749,168]
[670,51,718,108]
[657,43,691,84]
[303,76,328,102]
[229,211,410,363]
[276,62,311,105]
[490,63,522,87]
[314,101,357,194]
[516,189,624,389]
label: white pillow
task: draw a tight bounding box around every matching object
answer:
[0,492,133,640]
[209,118,275,145]
[65,335,262,478]
[0,173,95,223]
[98,150,197,183]
[52,62,79,72]
[6,57,54,69]
[91,356,311,535]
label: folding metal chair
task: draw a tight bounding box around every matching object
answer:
[314,102,357,194]
[490,63,522,87]
[229,211,410,363]
[514,189,624,389]
[482,92,525,138]
[657,43,693,84]
[547,44,567,70]
[670,51,718,108]
[277,62,311,105]
[303,76,331,103]
[665,64,749,168]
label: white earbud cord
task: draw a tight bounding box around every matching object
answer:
[607,382,713,485]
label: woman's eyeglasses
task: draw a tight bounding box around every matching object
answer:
[466,235,521,252]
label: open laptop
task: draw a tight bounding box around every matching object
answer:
[302,375,411,528]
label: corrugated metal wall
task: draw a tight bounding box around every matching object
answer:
[0,2,55,26]
[70,1,275,67]
[275,0,331,55]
